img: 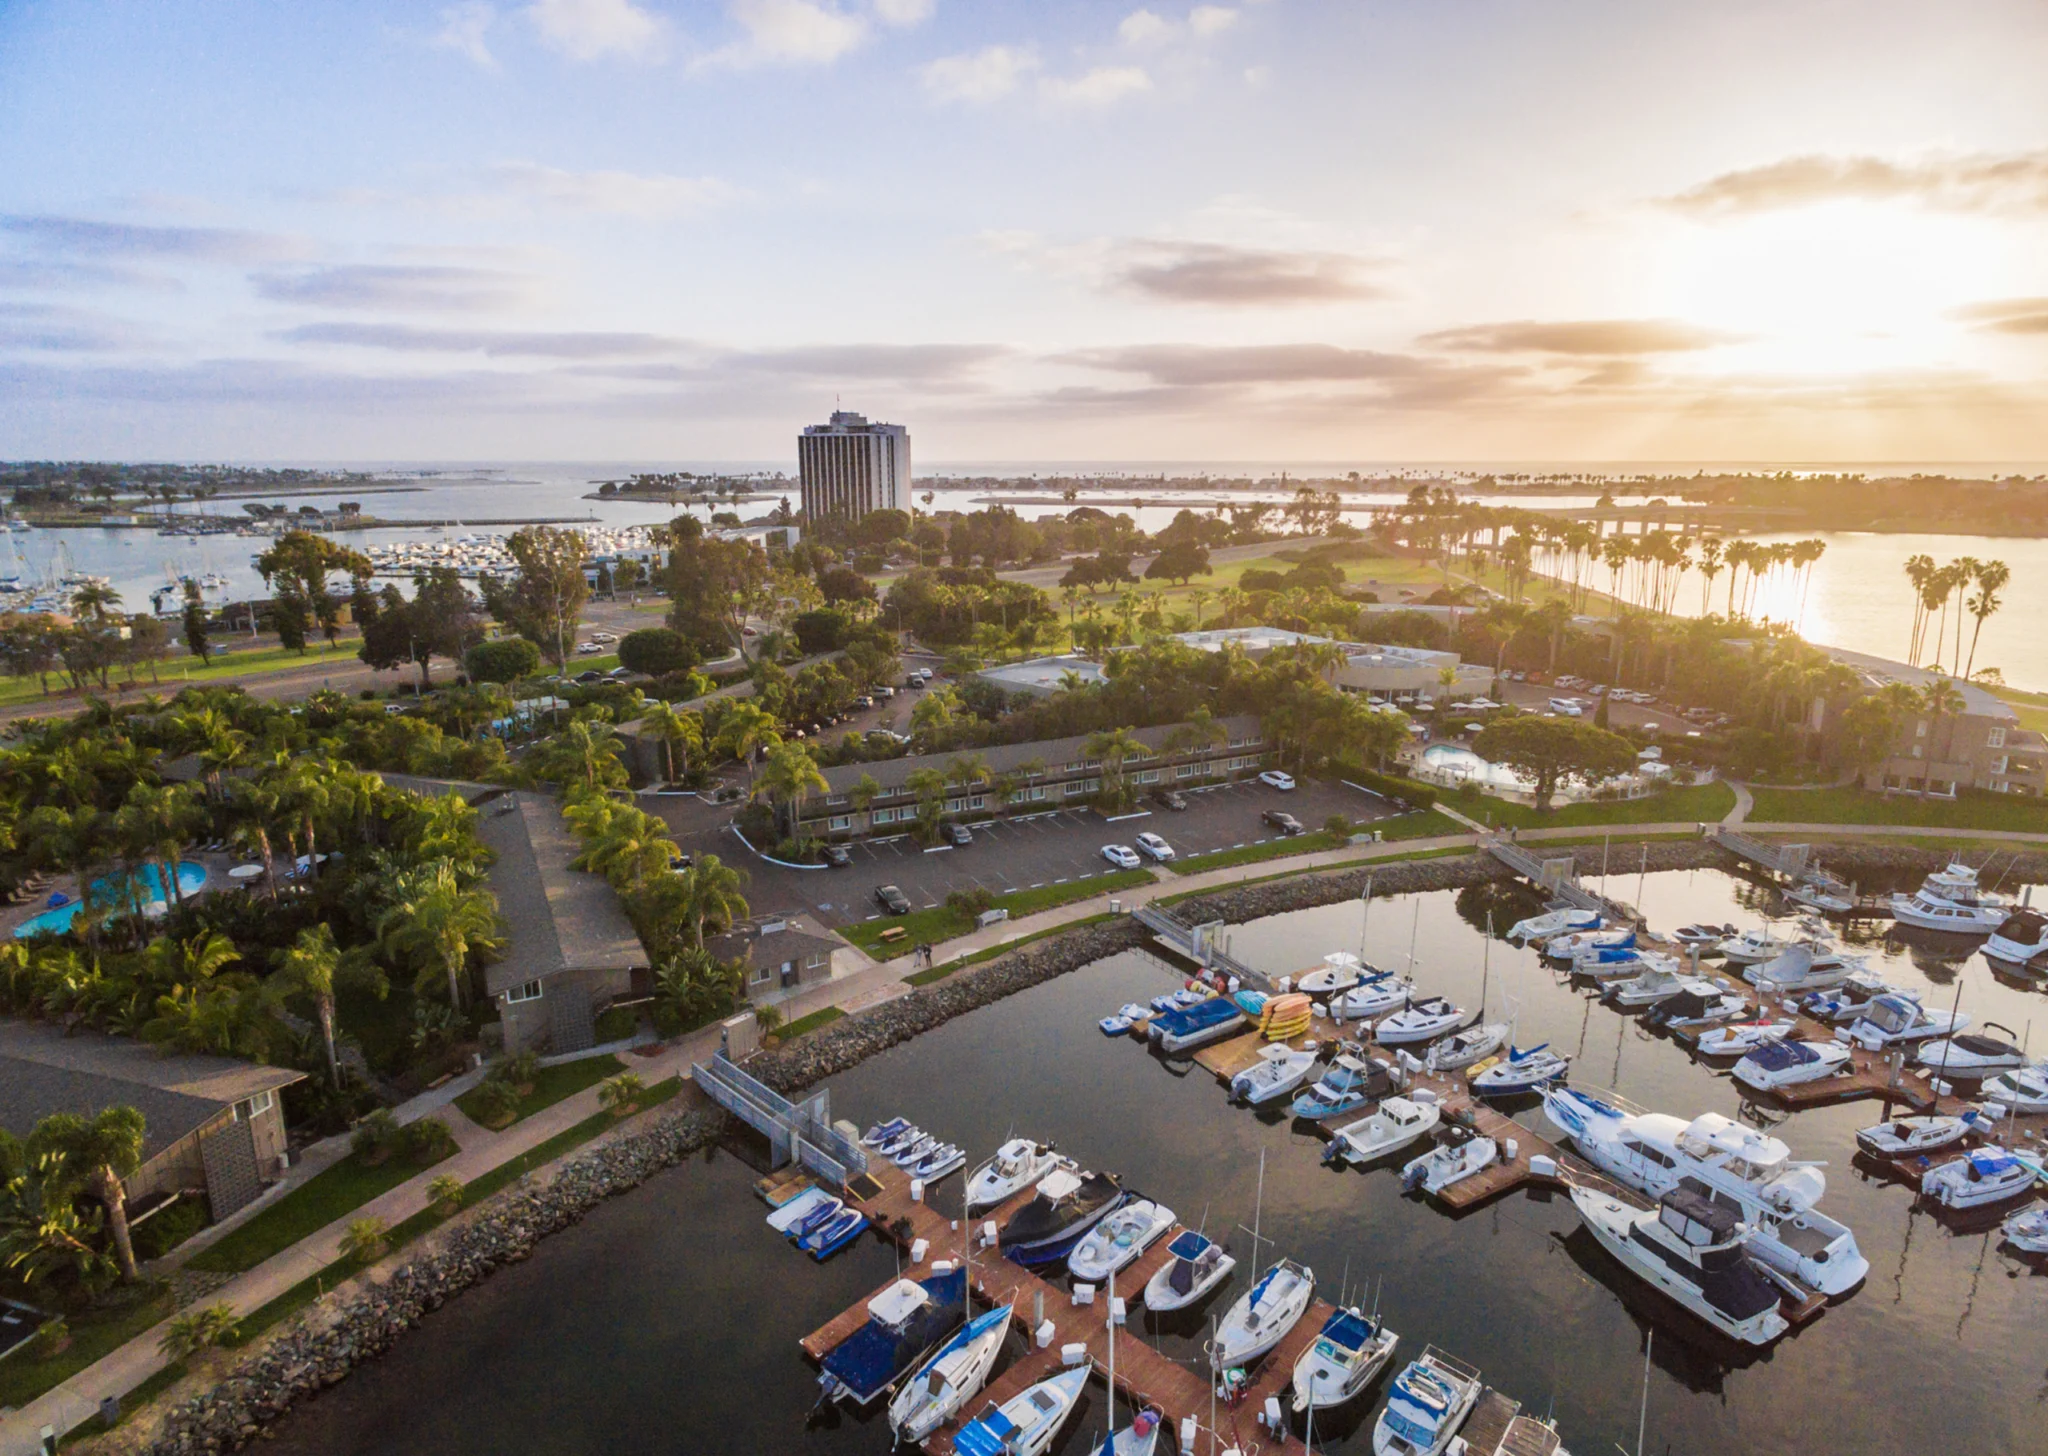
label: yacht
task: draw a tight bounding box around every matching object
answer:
[967,1140,1066,1208]
[1982,1061,2048,1114]
[1856,1114,1976,1159]
[1890,863,2009,935]
[1569,946,1662,981]
[1733,1038,1853,1092]
[1716,925,1791,966]
[1645,986,1750,1031]
[1143,1230,1234,1312]
[950,1365,1089,1456]
[1785,880,1853,915]
[1231,1045,1321,1106]
[1506,907,1600,944]
[1066,1199,1176,1283]
[1541,1091,1867,1294]
[1669,921,1735,949]
[1570,1186,1791,1345]
[1423,1020,1508,1072]
[1608,965,1722,1009]
[1843,993,1968,1048]
[1799,970,1902,1024]
[816,1269,968,1408]
[1375,997,1471,1046]
[1921,1148,2038,1210]
[1291,1307,1399,1413]
[1334,973,1418,1022]
[1372,1348,1482,1456]
[1983,907,2048,969]
[1211,1258,1316,1369]
[1327,1097,1442,1166]
[1915,1028,2029,1076]
[1297,951,1372,995]
[998,1169,1125,1266]
[1743,942,1861,996]
[1695,1020,1795,1058]
[1289,1054,1402,1121]
[888,1303,1015,1444]
[1542,927,1633,961]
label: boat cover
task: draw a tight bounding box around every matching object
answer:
[1318,1309,1378,1354]
[954,1408,1022,1456]
[1743,1040,1819,1072]
[820,1270,967,1404]
[1154,998,1244,1037]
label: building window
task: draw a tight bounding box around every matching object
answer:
[234,1090,275,1121]
[1990,755,2009,774]
[829,815,851,830]
[1988,726,2007,748]
[1009,789,1029,804]
[1910,744,1923,759]
[1915,720,1928,738]
[1134,769,1160,784]
[1030,786,1047,801]
[505,980,544,1004]
[1177,763,1197,778]
[946,797,965,813]
[1066,781,1087,796]
[871,807,895,824]
[749,961,773,984]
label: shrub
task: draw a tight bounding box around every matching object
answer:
[617,627,697,678]
[398,1116,456,1165]
[132,1197,209,1260]
[468,1078,519,1128]
[594,1004,638,1043]
[1342,764,1438,812]
[490,1049,540,1093]
[349,1108,401,1164]
[427,1174,466,1210]
[27,1317,69,1360]
[1323,813,1352,837]
[753,1005,785,1040]
[597,1072,647,1115]
[158,1302,239,1360]
[945,885,997,917]
[464,637,543,684]
[339,1216,389,1264]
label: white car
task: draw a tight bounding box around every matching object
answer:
[1134,831,1175,862]
[1259,770,1297,791]
[1547,697,1583,716]
[1101,844,1142,870]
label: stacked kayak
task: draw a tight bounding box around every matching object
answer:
[1259,993,1315,1041]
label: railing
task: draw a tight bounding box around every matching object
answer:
[693,1052,868,1185]
[1483,836,1634,922]
[1134,902,1266,989]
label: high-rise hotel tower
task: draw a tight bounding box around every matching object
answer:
[797,410,911,520]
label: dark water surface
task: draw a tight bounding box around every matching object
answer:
[265,867,2048,1456]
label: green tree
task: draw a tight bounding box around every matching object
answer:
[1472,715,1636,812]
[32,1107,147,1282]
[617,627,697,678]
[486,526,591,671]
[180,581,214,666]
[669,855,749,951]
[464,636,543,684]
[904,765,949,841]
[274,924,386,1090]
[639,701,704,786]
[159,1302,240,1360]
[117,782,204,914]
[715,700,782,778]
[0,1152,114,1290]
[377,865,504,1009]
[752,741,829,829]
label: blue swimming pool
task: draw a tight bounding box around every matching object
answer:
[12,862,210,938]
[1421,742,1532,790]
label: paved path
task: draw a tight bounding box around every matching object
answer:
[1725,780,1755,826]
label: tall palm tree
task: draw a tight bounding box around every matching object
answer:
[904,766,949,839]
[673,855,749,951]
[639,701,704,786]
[715,700,782,781]
[377,865,503,1010]
[69,580,122,622]
[1917,679,1967,796]
[115,782,202,913]
[34,1107,146,1282]
[575,808,679,890]
[273,923,386,1090]
[1964,559,2009,682]
[1902,552,1936,663]
[751,742,829,836]
[1083,726,1146,803]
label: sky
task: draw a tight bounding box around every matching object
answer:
[3,0,2048,466]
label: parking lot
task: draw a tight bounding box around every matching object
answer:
[652,775,1396,931]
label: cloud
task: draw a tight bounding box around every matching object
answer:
[525,0,663,61]
[276,322,681,358]
[1954,297,2048,336]
[1420,318,1744,355]
[1115,241,1385,305]
[0,258,182,292]
[871,0,933,25]
[700,0,867,68]
[1065,342,1441,386]
[1,214,303,263]
[1042,65,1151,106]
[0,302,153,353]
[1119,5,1236,45]
[1660,149,2048,216]
[921,45,1039,103]
[433,2,499,67]
[253,265,535,313]
[1189,5,1238,37]
[1119,9,1172,45]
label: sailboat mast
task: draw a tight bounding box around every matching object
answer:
[1359,875,1373,960]
[1636,1329,1652,1456]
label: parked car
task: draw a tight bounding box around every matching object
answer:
[577,642,600,655]
[1101,844,1142,870]
[854,695,875,709]
[1151,788,1190,811]
[1259,770,1297,791]
[875,884,911,914]
[1134,831,1175,862]
[590,631,618,644]
[822,844,852,867]
[1547,697,1583,716]
[669,852,694,870]
[1262,810,1305,836]
[876,685,896,698]
[942,822,973,847]
[575,670,605,684]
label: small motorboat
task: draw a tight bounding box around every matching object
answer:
[1291,1306,1399,1413]
[1148,997,1248,1054]
[1327,1096,1442,1165]
[1916,1030,2029,1076]
[1375,997,1470,1046]
[1543,927,1634,961]
[1890,862,2009,935]
[968,1139,1065,1210]
[1983,907,2048,969]
[816,1269,968,1407]
[1645,986,1750,1031]
[1289,1054,1400,1121]
[1921,1148,2039,1210]
[1400,1126,1499,1195]
[1844,993,1968,1048]
[888,1303,1016,1444]
[1608,966,1722,1009]
[2002,1206,2048,1253]
[1297,951,1371,995]
[950,1365,1089,1456]
[1372,1348,1483,1456]
[1982,1061,2048,1114]
[1669,922,1735,949]
[1856,1113,1977,1159]
[1695,1020,1794,1058]
[1000,1169,1126,1266]
[1211,1258,1316,1369]
[1100,1003,1148,1035]
[1334,973,1417,1021]
[1067,1198,1176,1282]
[799,1204,871,1259]
[1570,1187,1790,1345]
[1570,946,1659,981]
[1785,880,1853,915]
[1470,1043,1570,1095]
[861,1116,913,1148]
[1800,971,1902,1024]
[1716,926,1790,965]
[1506,907,1599,944]
[1144,1229,1235,1312]
[908,1142,966,1183]
[1733,1038,1853,1092]
[1231,1045,1321,1106]
[1423,1020,1508,1072]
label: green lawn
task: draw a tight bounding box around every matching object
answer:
[842,869,1157,959]
[1374,809,1469,840]
[185,1143,455,1275]
[772,1006,844,1040]
[1156,844,1473,904]
[1746,786,2048,833]
[0,641,365,709]
[1173,829,1347,874]
[0,1282,176,1411]
[907,912,1119,986]
[454,1054,623,1128]
[1453,781,1735,830]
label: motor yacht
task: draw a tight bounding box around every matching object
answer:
[1669,922,1735,949]
[1890,862,2009,935]
[1694,1020,1794,1058]
[1400,1126,1499,1196]
[1375,997,1471,1046]
[1645,986,1750,1031]
[1785,880,1853,915]
[1212,1259,1316,1369]
[1856,1113,1977,1159]
[1542,928,1633,961]
[1742,942,1861,996]
[1067,1199,1176,1283]
[1289,1054,1402,1120]
[1608,965,1722,1009]
[888,1304,1016,1444]
[1843,993,1968,1048]
[1982,1061,2048,1114]
[1143,1230,1234,1312]
[1506,908,1600,944]
[1231,1045,1321,1106]
[949,1365,1089,1456]
[1570,946,1663,981]
[816,1270,969,1408]
[1297,951,1373,995]
[1717,925,1792,965]
[1799,970,1902,1024]
[1372,1348,1482,1456]
[1327,1097,1442,1166]
[1916,1029,2029,1076]
[968,1140,1066,1209]
[1291,1307,1399,1413]
[1983,907,2048,969]
[998,1169,1125,1266]
[1470,1043,1571,1095]
[1921,1148,2038,1210]
[1570,1186,1790,1345]
[1733,1038,1853,1092]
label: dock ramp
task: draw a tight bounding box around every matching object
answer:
[692,1052,868,1186]
[1133,902,1266,989]
[1483,837,1635,924]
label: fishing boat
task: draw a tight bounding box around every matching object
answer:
[1372,1348,1482,1456]
[1400,1126,1499,1195]
[999,1168,1126,1266]
[1470,1043,1570,1095]
[1143,1229,1235,1312]
[1607,965,1721,1009]
[1733,1038,1852,1092]
[1423,1020,1508,1072]
[1211,1258,1316,1369]
[1695,1020,1794,1057]
[1375,997,1470,1046]
[1716,926,1790,966]
[1334,973,1418,1021]
[968,1139,1065,1209]
[1327,1097,1442,1165]
[1856,1113,1977,1159]
[1231,1045,1321,1105]
[1983,907,2048,969]
[1067,1199,1176,1282]
[816,1269,968,1407]
[1916,1029,2029,1075]
[1890,862,2009,935]
[889,1304,1016,1445]
[950,1365,1090,1456]
[1506,907,1599,944]
[1982,1061,2048,1114]
[2002,1206,2048,1253]
[1147,997,1247,1054]
[1644,986,1750,1031]
[1289,1054,1401,1121]
[1291,1307,1399,1413]
[1920,1148,2038,1210]
[1844,993,1968,1047]
[1570,1187,1791,1345]
[1297,951,1371,995]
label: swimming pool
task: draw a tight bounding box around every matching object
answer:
[12,862,210,938]
[1420,742,1533,790]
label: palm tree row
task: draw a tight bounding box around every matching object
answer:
[1903,553,2008,680]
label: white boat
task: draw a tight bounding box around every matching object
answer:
[1291,1306,1399,1413]
[1147,997,1246,1054]
[1470,1043,1571,1095]
[1334,974,1417,1021]
[1143,1229,1235,1312]
[1695,1020,1794,1057]
[1669,921,1735,948]
[1799,970,1902,1024]
[1916,1030,2029,1075]
[1982,1061,2048,1114]
[1889,863,2009,935]
[1067,1199,1176,1282]
[968,1140,1066,1210]
[1211,1258,1315,1369]
[1423,1020,1507,1072]
[1921,1148,2039,1210]
[1101,1409,1164,1456]
[1856,1113,1978,1159]
[1570,946,1664,981]
[1647,986,1752,1031]
[2002,1206,2048,1253]
[908,1142,966,1183]
[950,1365,1089,1456]
[1100,1004,1146,1035]
[1843,993,1968,1048]
[1543,927,1633,961]
[1372,1347,1482,1456]
[1540,1090,1867,1295]
[1506,907,1599,944]
[1400,1127,1499,1195]
[1375,997,1470,1046]
[1297,951,1372,995]
[1742,943,1860,995]
[1733,1038,1852,1091]
[1570,1186,1791,1345]
[888,1303,1015,1444]
[1785,881,1853,915]
[1609,966,1723,1009]
[1983,907,2048,968]
[1328,1097,1442,1165]
[1231,1045,1321,1105]
[1716,926,1791,965]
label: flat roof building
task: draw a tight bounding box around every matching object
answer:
[799,410,910,521]
[973,654,1108,697]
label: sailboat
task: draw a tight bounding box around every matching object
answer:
[1094,1261,1165,1455]
[950,1366,1089,1456]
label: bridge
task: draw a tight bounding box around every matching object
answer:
[1712,826,1811,878]
[1132,902,1267,989]
[1482,836,1638,924]
[691,1052,868,1186]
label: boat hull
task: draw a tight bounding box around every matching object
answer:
[1572,1191,1789,1346]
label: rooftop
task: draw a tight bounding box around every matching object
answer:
[813,713,1263,798]
[974,654,1107,693]
[476,794,647,996]
[1821,645,2016,722]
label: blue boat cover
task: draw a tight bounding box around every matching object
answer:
[1165,1230,1213,1260]
[954,1407,1021,1456]
[1156,998,1242,1036]
[1321,1309,1377,1352]
[820,1270,967,1402]
[1744,1041,1815,1072]
[1508,1043,1550,1062]
[1965,1149,2019,1175]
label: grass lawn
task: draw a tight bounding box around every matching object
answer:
[0,1282,176,1411]
[454,1054,624,1129]
[841,869,1156,959]
[1173,830,1347,874]
[186,1143,455,1275]
[1746,786,2048,833]
[0,641,366,709]
[1455,781,1736,831]
[1157,844,1474,904]
[771,1006,844,1040]
[1374,809,1469,840]
[906,912,1118,986]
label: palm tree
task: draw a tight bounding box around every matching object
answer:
[551,720,623,793]
[34,1107,146,1281]
[672,855,749,951]
[1964,559,2009,681]
[273,923,385,1090]
[115,782,201,913]
[1083,726,1145,805]
[1917,679,1967,795]
[639,701,703,786]
[751,742,828,835]
[69,580,122,622]
[904,766,949,840]
[1903,552,1936,663]
[574,808,679,890]
[847,772,883,825]
[377,865,503,1010]
[715,700,782,781]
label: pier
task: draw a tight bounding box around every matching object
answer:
[1482,837,1636,924]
